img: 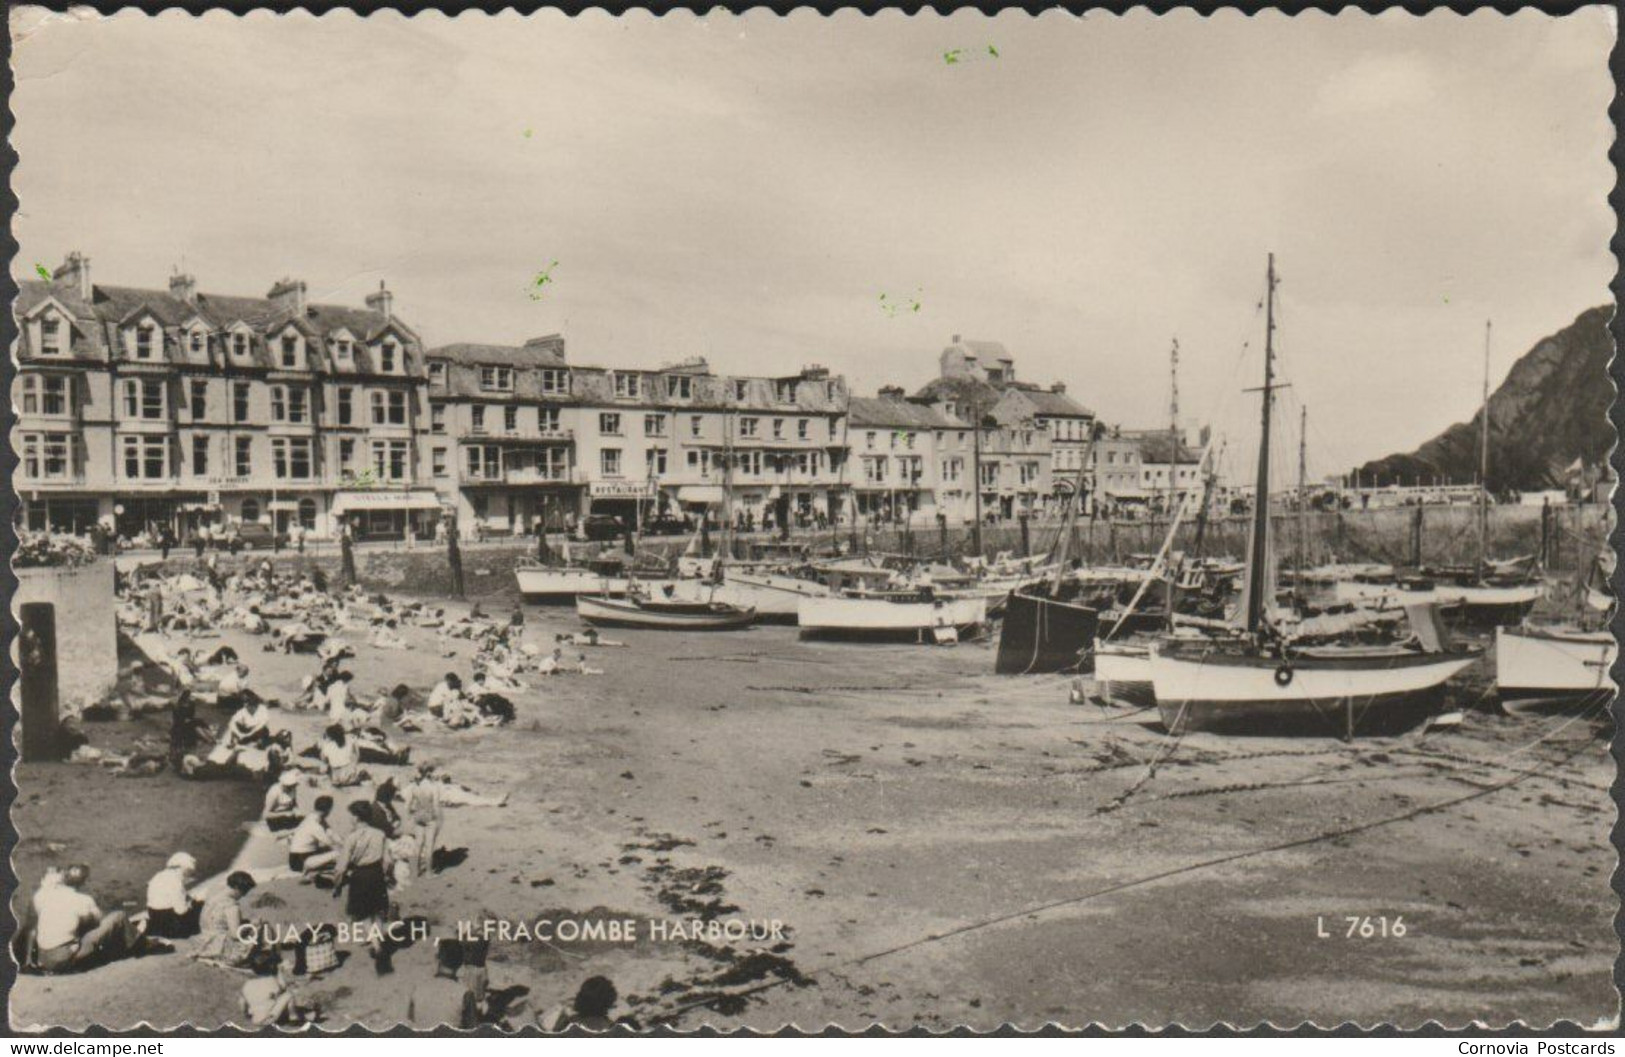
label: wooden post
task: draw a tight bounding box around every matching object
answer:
[446,515,465,598]
[1019,512,1031,558]
[1409,505,1424,567]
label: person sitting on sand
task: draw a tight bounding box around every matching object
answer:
[144,852,204,939]
[576,653,604,676]
[325,670,357,726]
[318,725,368,788]
[216,663,250,713]
[225,697,274,751]
[557,629,626,648]
[537,648,564,676]
[426,673,463,718]
[168,691,213,763]
[194,871,259,969]
[241,949,314,1027]
[407,938,477,1029]
[288,795,339,881]
[537,975,631,1032]
[369,621,409,651]
[34,863,146,974]
[263,771,303,832]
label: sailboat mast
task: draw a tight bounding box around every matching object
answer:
[1245,254,1278,635]
[1478,319,1492,569]
[1295,404,1308,599]
[1167,338,1180,542]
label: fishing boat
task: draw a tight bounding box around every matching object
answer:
[515,556,674,603]
[1148,255,1482,738]
[576,593,758,631]
[670,568,832,624]
[1494,625,1615,715]
[798,591,986,642]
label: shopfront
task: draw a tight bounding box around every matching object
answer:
[587,479,657,532]
[331,489,447,542]
[20,494,103,535]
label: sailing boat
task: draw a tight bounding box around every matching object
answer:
[577,396,756,631]
[1495,540,1615,715]
[1148,255,1483,737]
[995,425,1103,674]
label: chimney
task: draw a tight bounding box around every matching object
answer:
[1050,381,1066,394]
[523,333,566,360]
[52,251,92,301]
[951,334,962,344]
[877,385,906,401]
[169,271,198,305]
[364,280,394,322]
[267,277,307,316]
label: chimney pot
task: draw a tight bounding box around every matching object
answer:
[1050,381,1066,394]
[952,334,962,344]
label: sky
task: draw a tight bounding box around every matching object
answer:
[9,7,1616,479]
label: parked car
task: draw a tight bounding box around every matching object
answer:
[579,514,626,541]
[230,523,289,551]
[643,514,689,537]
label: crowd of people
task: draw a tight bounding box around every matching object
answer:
[25,550,637,1031]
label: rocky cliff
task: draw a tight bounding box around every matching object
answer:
[1353,305,1614,491]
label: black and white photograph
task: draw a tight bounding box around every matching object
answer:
[4,6,1618,1035]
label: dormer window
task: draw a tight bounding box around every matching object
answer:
[135,323,159,360]
[379,341,399,373]
[775,380,795,403]
[188,329,206,358]
[479,365,514,392]
[331,338,354,364]
[612,372,639,399]
[38,316,65,356]
[732,380,749,402]
[279,333,301,369]
[231,331,250,360]
[667,376,692,399]
[428,362,447,386]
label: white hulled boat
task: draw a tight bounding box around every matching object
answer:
[1094,642,1155,707]
[798,591,986,642]
[516,557,675,602]
[576,594,757,631]
[1147,256,1482,738]
[671,569,832,623]
[1494,625,1615,715]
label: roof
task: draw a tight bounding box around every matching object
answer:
[848,396,967,429]
[911,375,1003,420]
[1132,432,1201,464]
[1004,386,1093,419]
[953,338,1013,363]
[15,277,422,376]
[428,342,568,369]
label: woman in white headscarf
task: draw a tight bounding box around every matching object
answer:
[145,852,203,939]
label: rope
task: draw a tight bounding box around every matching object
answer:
[649,700,1606,1025]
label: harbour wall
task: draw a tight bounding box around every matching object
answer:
[118,503,1610,602]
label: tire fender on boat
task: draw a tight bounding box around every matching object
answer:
[1274,663,1295,687]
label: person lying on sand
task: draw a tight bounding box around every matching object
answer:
[555,630,627,648]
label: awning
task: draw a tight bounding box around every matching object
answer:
[176,502,220,513]
[330,490,446,516]
[267,500,302,513]
[676,485,725,504]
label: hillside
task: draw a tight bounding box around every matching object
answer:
[1354,305,1614,491]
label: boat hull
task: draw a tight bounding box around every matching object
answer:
[995,590,1098,674]
[797,595,987,641]
[1495,626,1616,715]
[1333,579,1539,624]
[575,595,757,630]
[1150,642,1482,736]
[1094,643,1155,707]
[679,572,832,624]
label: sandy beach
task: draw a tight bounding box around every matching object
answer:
[9,585,1614,1032]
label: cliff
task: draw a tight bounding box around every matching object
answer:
[1354,305,1615,491]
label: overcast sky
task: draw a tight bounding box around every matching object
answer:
[10,7,1615,476]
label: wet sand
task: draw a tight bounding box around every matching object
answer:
[9,599,1615,1031]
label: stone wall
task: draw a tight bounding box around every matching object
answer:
[13,561,120,716]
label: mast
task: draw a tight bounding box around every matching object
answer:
[1047,419,1099,592]
[719,390,736,574]
[1478,319,1492,570]
[1245,253,1278,635]
[970,392,984,560]
[1192,438,1223,558]
[1167,338,1180,546]
[1295,404,1308,602]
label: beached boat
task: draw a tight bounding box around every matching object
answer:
[1148,256,1482,738]
[671,569,832,624]
[1094,642,1155,707]
[516,556,676,603]
[1495,625,1616,715]
[1334,574,1538,624]
[797,592,986,642]
[575,594,757,631]
[996,585,1099,674]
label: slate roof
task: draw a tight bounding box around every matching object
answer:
[15,277,422,377]
[848,396,967,429]
[1004,384,1093,419]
